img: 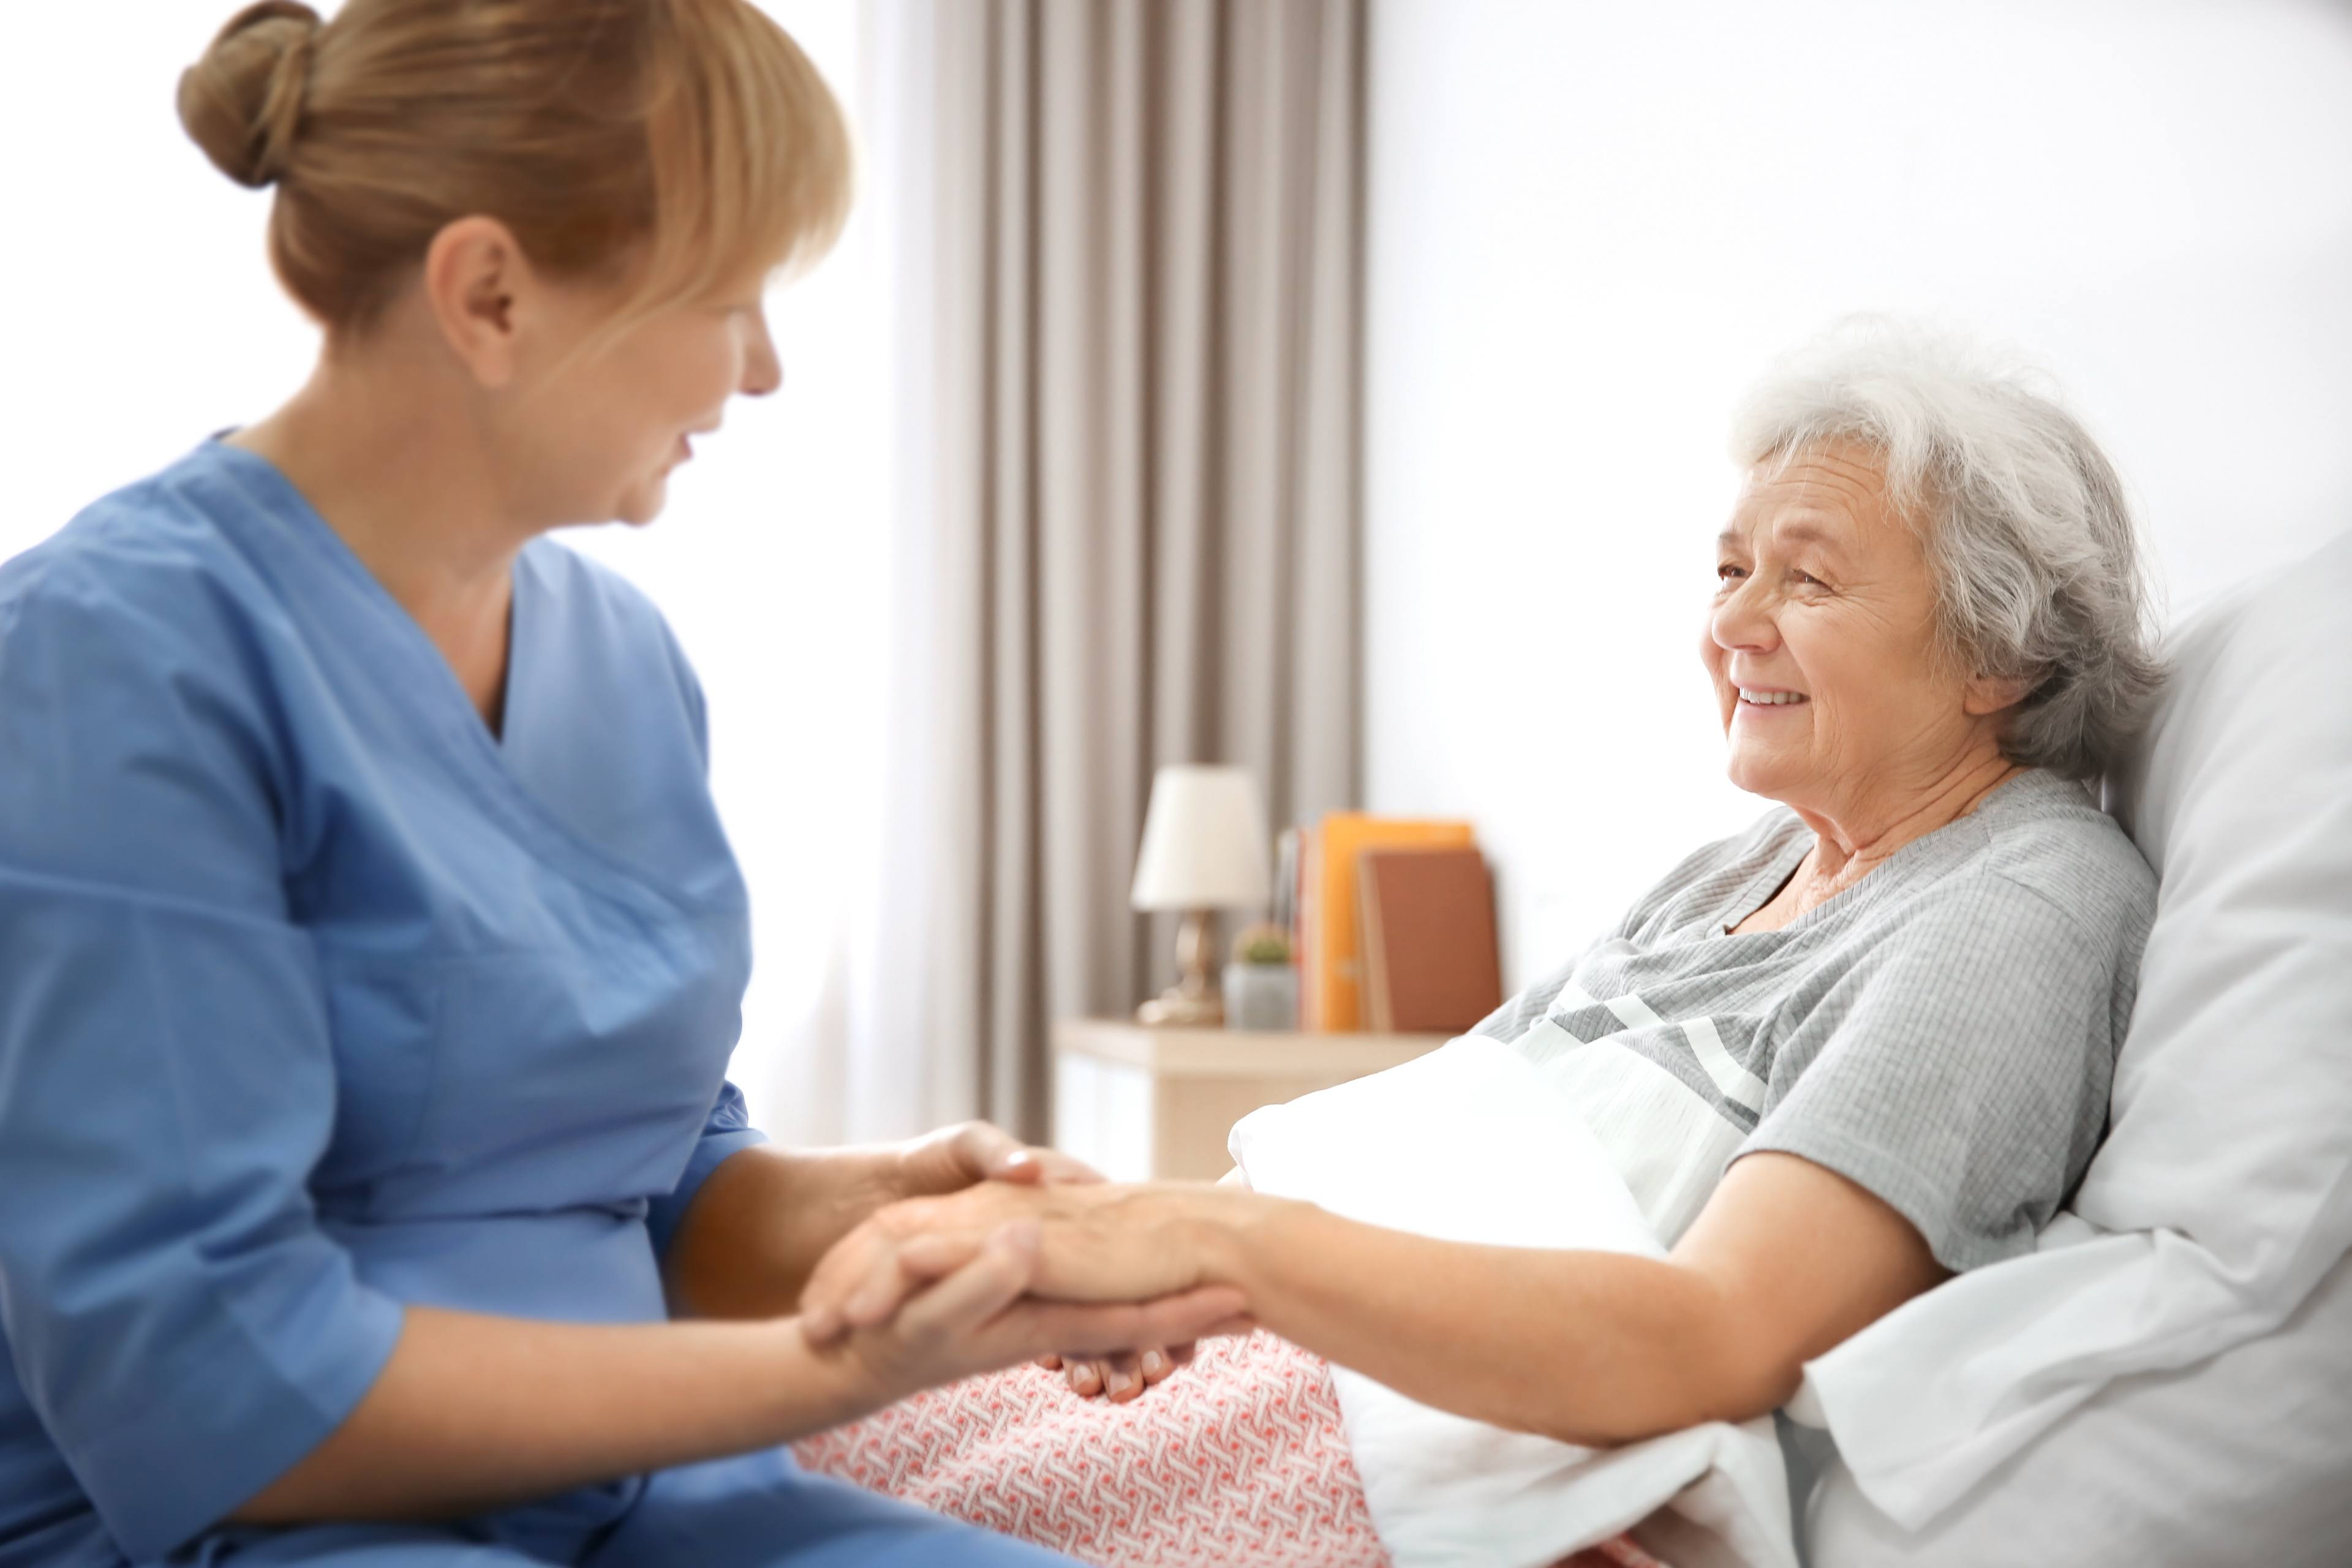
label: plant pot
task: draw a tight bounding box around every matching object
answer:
[1223,962,1298,1031]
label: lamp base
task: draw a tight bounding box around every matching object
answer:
[1134,907,1224,1028]
[1136,988,1224,1028]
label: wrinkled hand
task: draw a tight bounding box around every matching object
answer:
[799,1180,1239,1351]
[1037,1168,1256,1400]
[897,1121,1133,1377]
[818,1218,1246,1406]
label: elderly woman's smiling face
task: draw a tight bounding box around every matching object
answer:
[1703,443,2018,827]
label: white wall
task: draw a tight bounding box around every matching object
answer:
[1363,0,2352,985]
[4,2,885,1134]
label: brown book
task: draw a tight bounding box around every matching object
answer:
[1310,814,1477,1030]
[1357,846,1503,1035]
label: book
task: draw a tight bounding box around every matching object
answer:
[1357,846,1504,1035]
[1306,813,1477,1031]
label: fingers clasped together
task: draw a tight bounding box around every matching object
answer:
[799,1139,1248,1406]
[1035,1344,1189,1401]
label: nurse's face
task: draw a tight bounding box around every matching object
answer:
[503,256,785,529]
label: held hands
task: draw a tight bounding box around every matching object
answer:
[901,1123,1183,1398]
[1036,1167,1254,1400]
[900,1123,1183,1401]
[804,1216,1245,1408]
[799,1180,1251,1401]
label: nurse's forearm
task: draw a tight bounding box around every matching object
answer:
[233,1233,1246,1528]
[230,1305,874,1525]
[665,1123,1098,1320]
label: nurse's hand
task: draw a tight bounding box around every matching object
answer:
[1045,1344,1189,1401]
[668,1123,1097,1324]
[821,1218,1246,1403]
[899,1120,1105,1197]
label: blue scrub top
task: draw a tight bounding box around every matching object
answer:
[0,442,764,1561]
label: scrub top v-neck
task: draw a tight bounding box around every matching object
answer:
[0,440,780,1562]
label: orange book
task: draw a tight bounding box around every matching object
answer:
[1297,824,1321,1030]
[1308,813,1476,1031]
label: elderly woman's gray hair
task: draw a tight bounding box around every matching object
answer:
[1729,318,2163,781]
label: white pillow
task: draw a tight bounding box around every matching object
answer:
[1229,1035,1796,1568]
[1800,529,2352,1537]
[1809,1242,2352,1567]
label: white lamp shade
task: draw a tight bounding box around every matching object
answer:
[1131,765,1273,911]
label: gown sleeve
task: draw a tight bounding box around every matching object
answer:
[0,568,405,1559]
[1737,869,2138,1272]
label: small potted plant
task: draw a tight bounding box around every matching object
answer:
[1224,922,1298,1031]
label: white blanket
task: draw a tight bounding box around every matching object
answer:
[1230,1035,1795,1568]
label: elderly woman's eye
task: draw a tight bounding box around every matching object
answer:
[1716,564,1744,582]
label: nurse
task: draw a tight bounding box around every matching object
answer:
[0,2,1239,1564]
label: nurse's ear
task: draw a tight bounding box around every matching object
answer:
[418,215,538,391]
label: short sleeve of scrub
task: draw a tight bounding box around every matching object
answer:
[645,1080,769,1255]
[0,570,404,1558]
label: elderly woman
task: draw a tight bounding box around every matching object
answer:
[788,323,2163,1558]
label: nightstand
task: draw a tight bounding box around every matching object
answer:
[1049,1017,1450,1182]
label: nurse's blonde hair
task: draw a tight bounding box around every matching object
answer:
[178,0,852,336]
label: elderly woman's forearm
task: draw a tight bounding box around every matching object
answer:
[1193,1199,1786,1445]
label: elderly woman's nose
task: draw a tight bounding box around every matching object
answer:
[1711,581,1779,653]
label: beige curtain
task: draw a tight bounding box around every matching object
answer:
[848,0,1365,1142]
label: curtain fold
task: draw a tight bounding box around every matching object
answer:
[821,0,1364,1144]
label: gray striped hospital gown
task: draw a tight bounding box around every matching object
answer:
[1476,768,2154,1270]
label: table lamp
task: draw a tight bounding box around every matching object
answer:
[1130,764,1272,1027]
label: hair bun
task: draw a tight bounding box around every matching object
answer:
[178,0,323,189]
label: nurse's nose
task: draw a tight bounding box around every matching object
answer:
[741,309,782,399]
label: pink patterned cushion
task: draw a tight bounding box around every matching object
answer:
[793,1330,1669,1568]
